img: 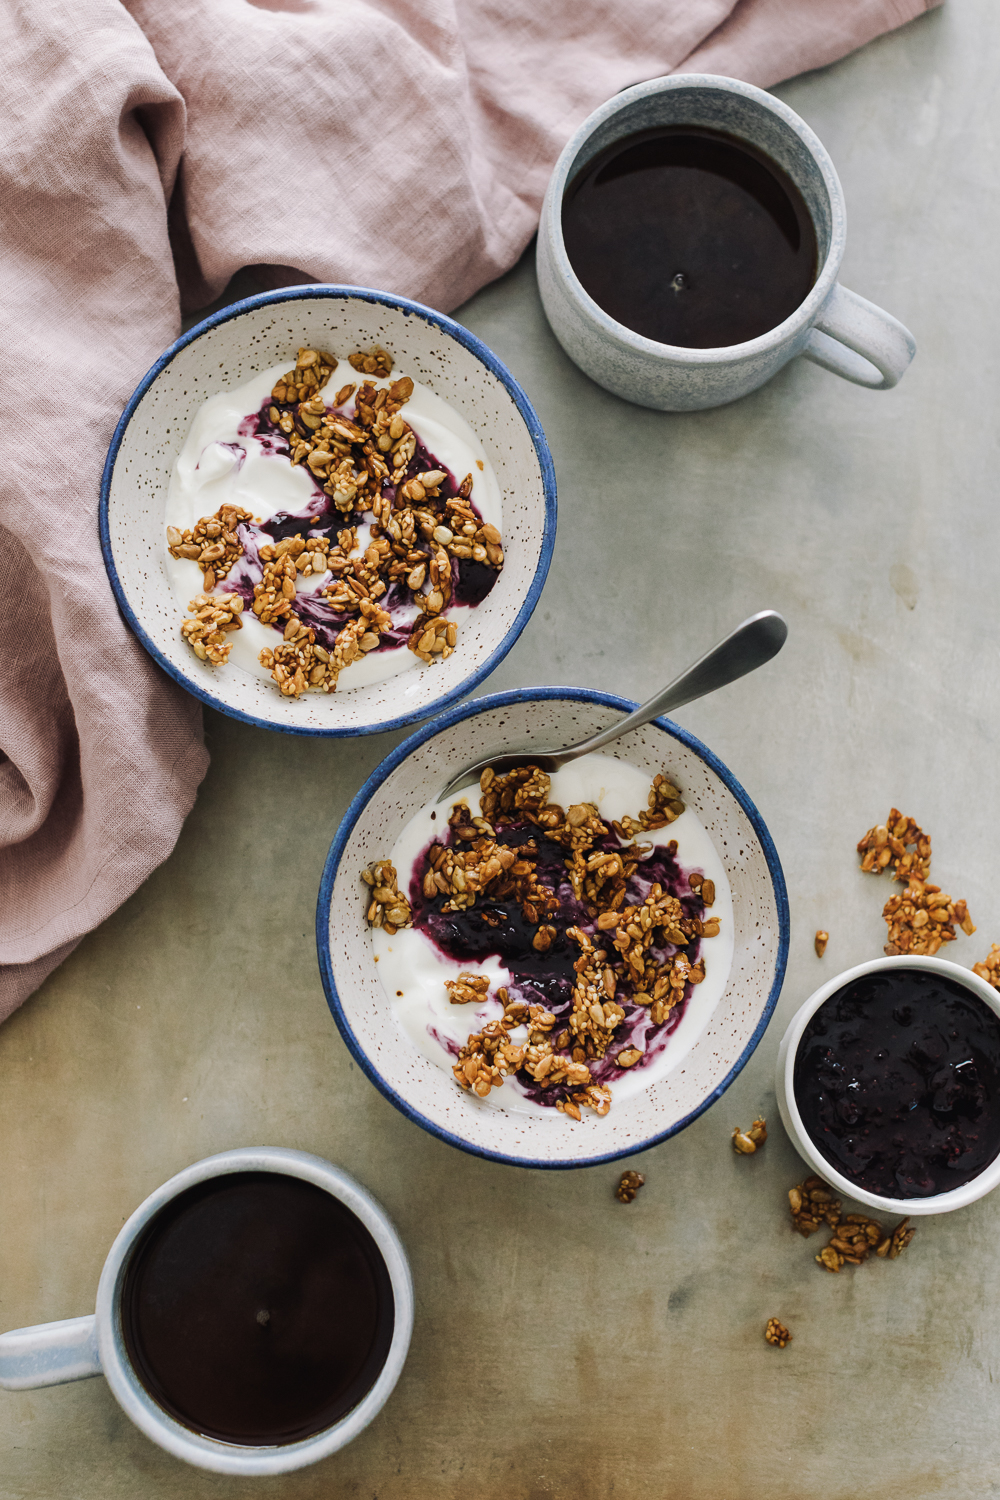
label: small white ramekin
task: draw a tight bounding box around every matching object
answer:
[775,954,1000,1216]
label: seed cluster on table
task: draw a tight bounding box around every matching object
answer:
[732,1117,767,1154]
[615,1170,645,1203]
[789,1176,914,1271]
[857,808,975,955]
[858,805,1000,989]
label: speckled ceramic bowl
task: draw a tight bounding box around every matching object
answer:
[100,287,556,736]
[317,688,788,1168]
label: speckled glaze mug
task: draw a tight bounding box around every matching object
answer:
[537,74,916,411]
[0,1149,413,1476]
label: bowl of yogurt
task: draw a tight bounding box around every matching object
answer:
[100,287,556,735]
[317,688,788,1168]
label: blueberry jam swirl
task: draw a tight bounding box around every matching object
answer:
[385,765,722,1121]
[794,968,1000,1197]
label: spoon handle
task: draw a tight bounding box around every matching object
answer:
[551,610,788,767]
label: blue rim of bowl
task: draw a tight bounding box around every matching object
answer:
[316,686,790,1169]
[98,284,558,738]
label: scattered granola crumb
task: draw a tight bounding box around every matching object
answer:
[814,929,828,958]
[800,1190,916,1271]
[973,945,1000,989]
[857,809,931,882]
[880,1217,915,1260]
[882,878,975,956]
[360,860,412,935]
[817,1213,886,1270]
[732,1117,767,1153]
[816,1214,915,1271]
[764,1318,791,1348]
[616,1170,645,1203]
[788,1176,842,1236]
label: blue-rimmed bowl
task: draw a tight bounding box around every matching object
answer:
[317,688,788,1168]
[100,286,556,736]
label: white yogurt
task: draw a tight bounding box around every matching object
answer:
[164,361,503,689]
[372,754,734,1116]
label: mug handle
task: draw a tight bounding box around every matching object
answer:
[801,284,916,390]
[0,1315,102,1389]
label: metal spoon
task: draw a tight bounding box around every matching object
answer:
[436,609,788,803]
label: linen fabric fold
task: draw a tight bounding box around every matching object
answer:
[0,0,939,1020]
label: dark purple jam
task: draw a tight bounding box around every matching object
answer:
[794,968,1000,1198]
[411,808,707,1109]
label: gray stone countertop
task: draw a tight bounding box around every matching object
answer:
[2,5,998,1496]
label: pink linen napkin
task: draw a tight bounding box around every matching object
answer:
[0,0,939,1021]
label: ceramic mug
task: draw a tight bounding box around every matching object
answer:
[0,1148,414,1476]
[537,73,916,411]
[775,955,1000,1216]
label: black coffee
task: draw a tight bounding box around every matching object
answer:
[794,969,1000,1198]
[121,1172,394,1445]
[561,125,818,349]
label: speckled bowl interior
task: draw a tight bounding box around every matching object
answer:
[100,287,556,735]
[317,689,789,1168]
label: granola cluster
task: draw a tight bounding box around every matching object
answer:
[858,810,931,882]
[610,773,687,839]
[615,1170,645,1203]
[882,883,975,956]
[367,765,721,1123]
[789,1177,915,1272]
[453,1016,528,1098]
[168,344,504,696]
[732,1117,767,1154]
[857,808,975,956]
[764,1318,791,1348]
[178,592,245,664]
[167,503,252,594]
[445,972,491,1005]
[270,346,338,405]
[360,860,413,935]
[349,347,393,379]
[973,944,1000,989]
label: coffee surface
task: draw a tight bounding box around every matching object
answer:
[561,126,817,349]
[121,1171,394,1445]
[794,969,1000,1198]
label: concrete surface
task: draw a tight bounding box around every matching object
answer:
[3,5,999,1496]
